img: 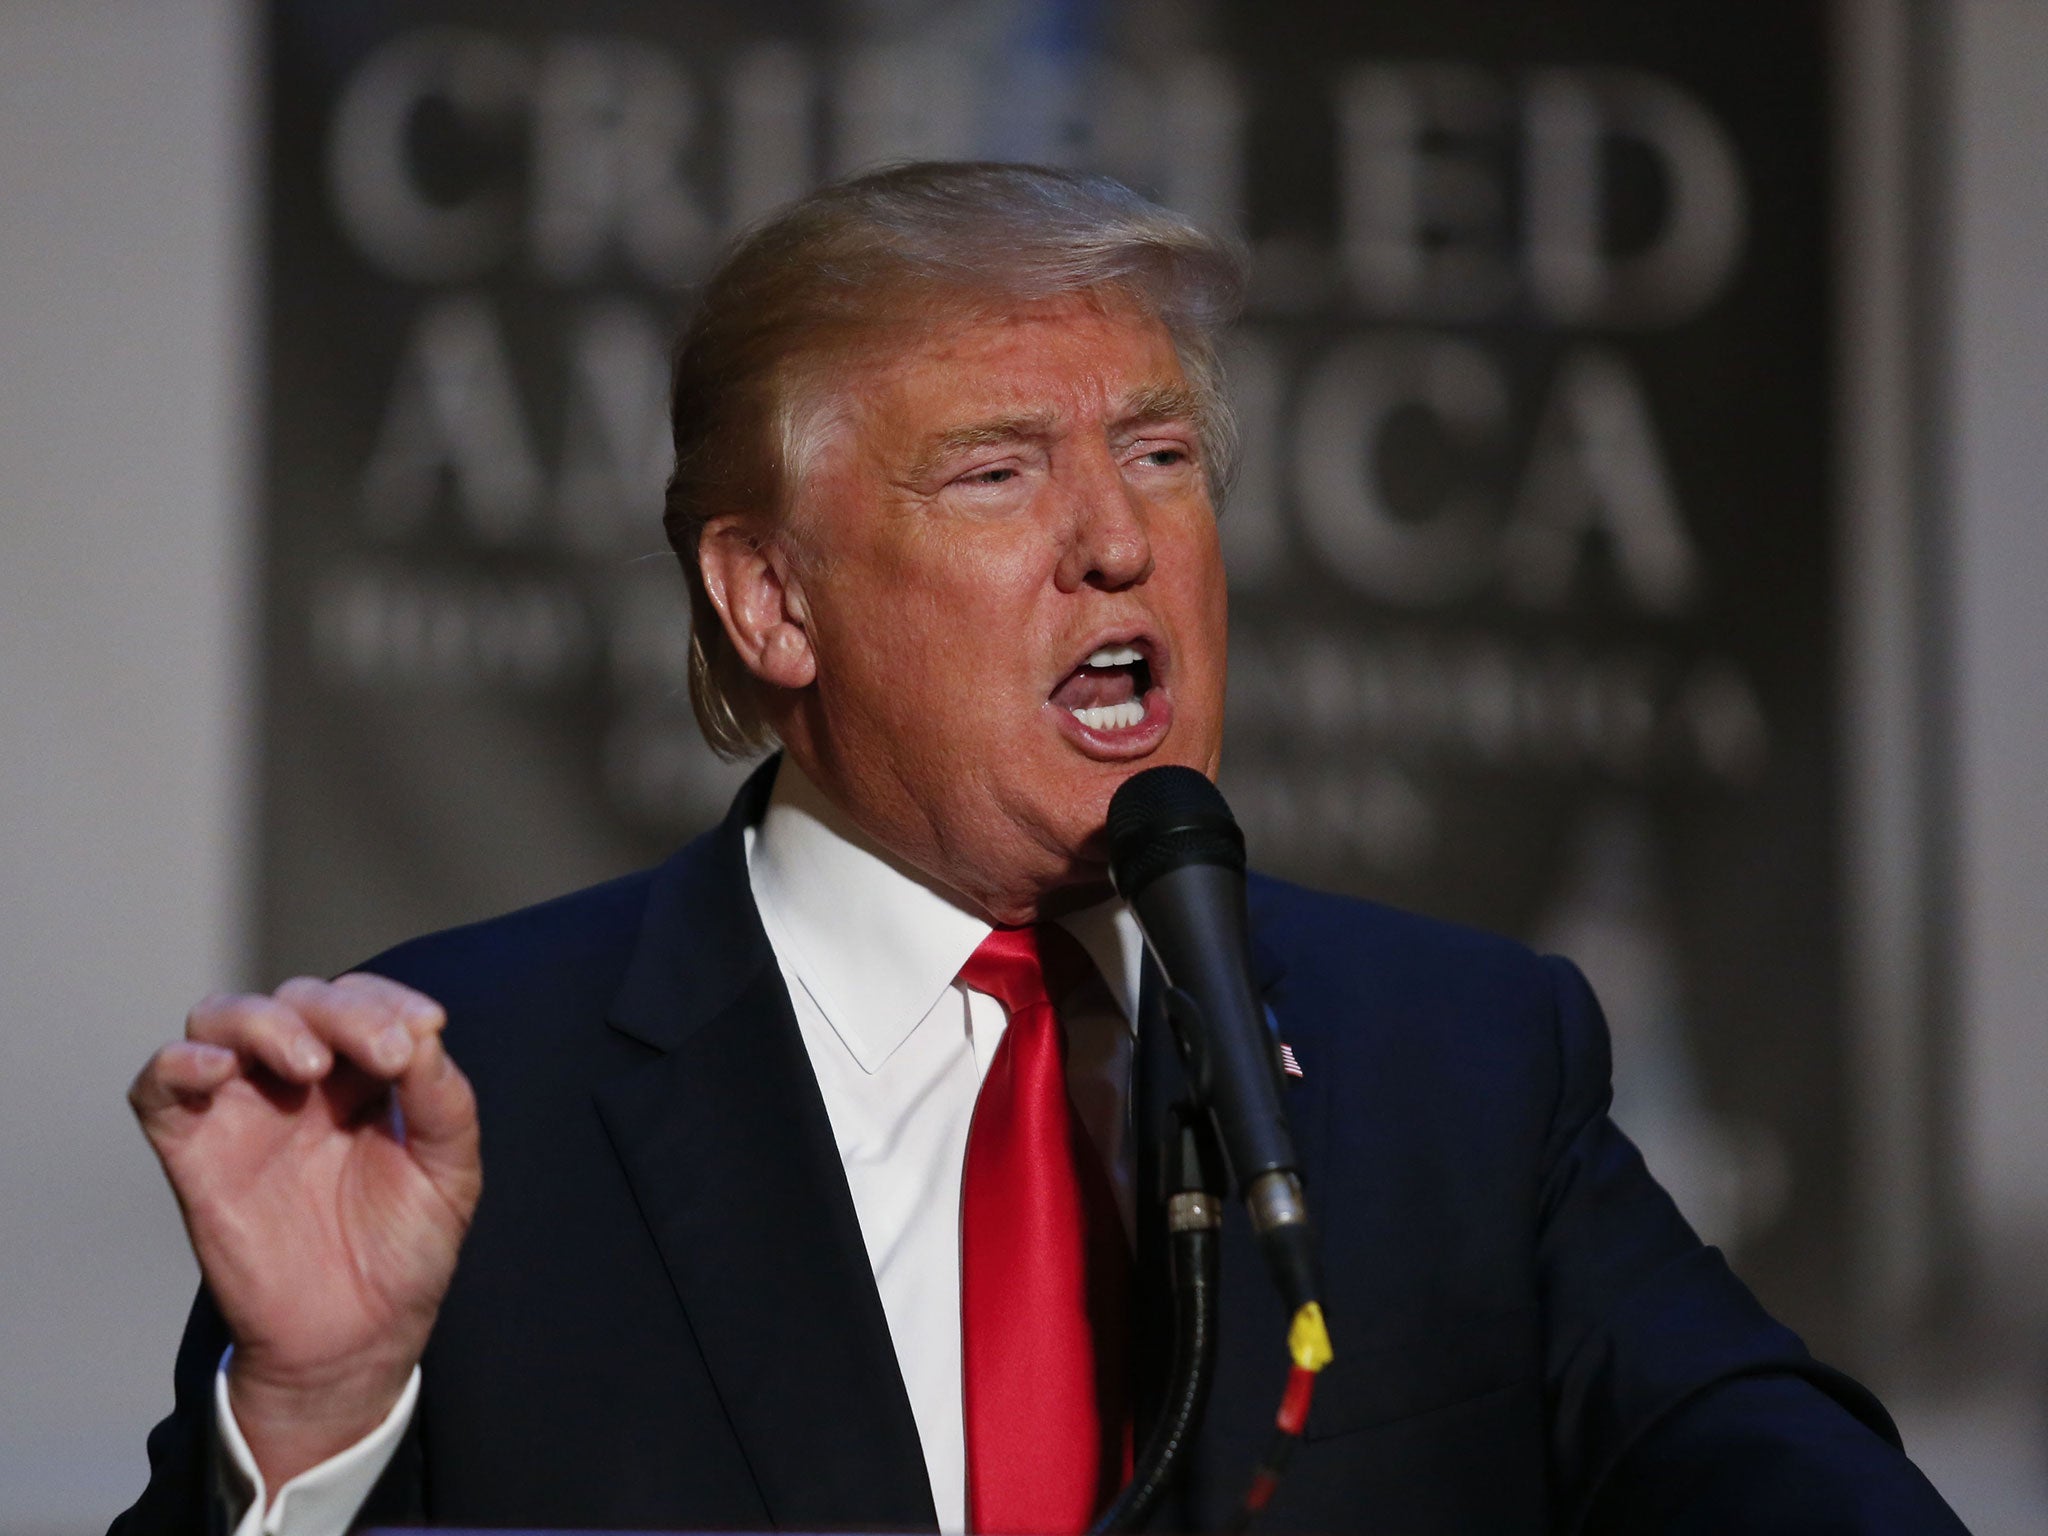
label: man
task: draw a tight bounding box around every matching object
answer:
[117,163,1964,1535]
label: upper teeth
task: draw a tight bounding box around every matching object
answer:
[1086,645,1143,668]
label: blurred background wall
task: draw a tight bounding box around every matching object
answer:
[0,0,2041,1531]
[0,1,251,1529]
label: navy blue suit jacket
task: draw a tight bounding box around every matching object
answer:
[115,761,1964,1533]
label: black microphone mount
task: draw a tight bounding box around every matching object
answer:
[1090,765,1332,1534]
[1105,765,1325,1321]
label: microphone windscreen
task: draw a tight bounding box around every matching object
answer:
[1106,765,1245,901]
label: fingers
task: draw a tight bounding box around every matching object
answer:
[185,991,333,1084]
[156,974,448,1107]
[137,974,469,1180]
[129,1040,239,1119]
[297,974,476,1194]
[271,973,445,1081]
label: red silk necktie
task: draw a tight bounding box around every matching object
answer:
[959,925,1130,1536]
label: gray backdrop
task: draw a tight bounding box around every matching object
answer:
[257,0,1853,1348]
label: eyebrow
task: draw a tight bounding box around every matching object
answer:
[903,383,1207,483]
[1112,382,1205,433]
[904,413,1058,483]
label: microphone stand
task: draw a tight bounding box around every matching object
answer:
[1097,767,1335,1531]
[1089,1103,1224,1535]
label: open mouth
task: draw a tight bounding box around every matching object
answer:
[1050,640,1159,733]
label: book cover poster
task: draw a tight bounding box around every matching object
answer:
[260,0,1842,1342]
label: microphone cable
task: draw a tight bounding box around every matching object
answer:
[1225,1302,1333,1533]
[1088,1107,1221,1535]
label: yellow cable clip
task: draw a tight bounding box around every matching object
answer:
[1288,1302,1334,1373]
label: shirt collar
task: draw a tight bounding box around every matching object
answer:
[745,758,1145,1074]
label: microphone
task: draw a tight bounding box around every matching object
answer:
[1106,765,1324,1321]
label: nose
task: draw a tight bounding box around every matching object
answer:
[1054,457,1154,593]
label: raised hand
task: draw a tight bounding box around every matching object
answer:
[129,972,480,1489]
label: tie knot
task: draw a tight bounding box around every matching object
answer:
[958,924,1097,1017]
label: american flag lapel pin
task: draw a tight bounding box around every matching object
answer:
[1264,1003,1303,1079]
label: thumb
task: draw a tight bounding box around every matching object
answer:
[393,1031,481,1206]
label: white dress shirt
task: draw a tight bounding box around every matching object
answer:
[217,759,1145,1536]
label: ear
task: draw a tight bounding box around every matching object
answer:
[697,517,817,690]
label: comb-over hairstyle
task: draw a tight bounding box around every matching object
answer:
[662,160,1248,758]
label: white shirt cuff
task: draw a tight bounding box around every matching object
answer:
[214,1350,420,1536]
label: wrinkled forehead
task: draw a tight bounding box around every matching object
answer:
[835,292,1193,442]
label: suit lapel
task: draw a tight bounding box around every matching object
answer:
[593,759,937,1532]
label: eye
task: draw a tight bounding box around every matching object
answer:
[1127,439,1194,471]
[964,466,1019,486]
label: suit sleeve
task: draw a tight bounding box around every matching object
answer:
[1534,955,1965,1534]
[107,1286,427,1536]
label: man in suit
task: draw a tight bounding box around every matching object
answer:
[118,163,1965,1535]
